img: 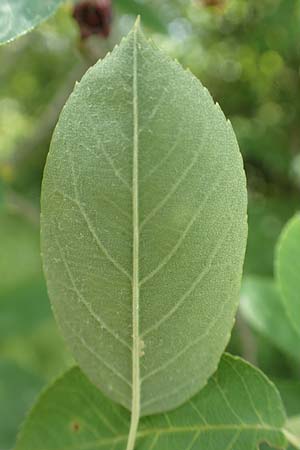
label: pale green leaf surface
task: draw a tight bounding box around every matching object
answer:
[240,277,300,361]
[276,215,300,336]
[0,0,63,45]
[41,23,247,415]
[15,355,287,450]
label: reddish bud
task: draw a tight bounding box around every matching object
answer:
[201,0,226,7]
[73,0,112,39]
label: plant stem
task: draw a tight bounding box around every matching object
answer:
[126,405,140,450]
[283,429,300,449]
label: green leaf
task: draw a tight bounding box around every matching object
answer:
[15,354,288,450]
[276,215,300,335]
[0,360,43,450]
[240,277,300,361]
[41,21,247,419]
[0,0,63,45]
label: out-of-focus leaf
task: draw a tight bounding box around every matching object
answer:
[240,277,300,361]
[0,0,63,45]
[275,379,300,417]
[245,195,299,276]
[0,212,41,292]
[15,355,288,450]
[0,360,43,450]
[0,209,71,379]
[0,277,50,340]
[1,319,73,380]
[114,0,168,33]
[276,215,300,335]
[0,179,4,210]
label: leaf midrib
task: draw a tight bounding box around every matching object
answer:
[126,20,141,449]
[131,16,141,409]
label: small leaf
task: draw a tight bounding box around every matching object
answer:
[0,0,63,45]
[41,22,247,417]
[15,354,288,450]
[240,277,300,361]
[276,215,300,336]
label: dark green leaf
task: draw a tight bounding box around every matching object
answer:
[16,355,288,450]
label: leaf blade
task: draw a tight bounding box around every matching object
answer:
[15,355,288,450]
[41,23,248,415]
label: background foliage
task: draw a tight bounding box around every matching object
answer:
[0,0,299,449]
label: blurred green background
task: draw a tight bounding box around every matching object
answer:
[0,0,300,448]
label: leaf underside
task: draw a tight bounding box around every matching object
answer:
[15,355,287,450]
[41,24,247,416]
